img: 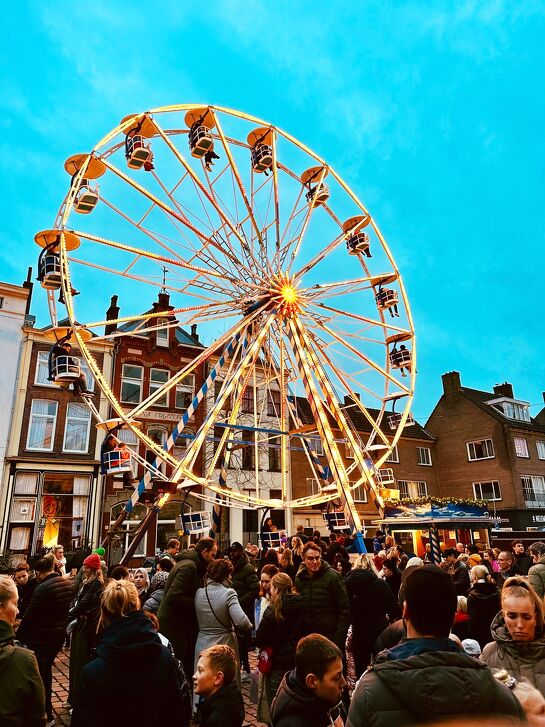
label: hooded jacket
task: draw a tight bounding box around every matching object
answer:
[346,637,525,727]
[196,681,245,727]
[71,610,187,727]
[467,580,501,649]
[0,620,46,727]
[481,611,545,695]
[271,669,344,727]
[256,592,305,671]
[295,561,350,649]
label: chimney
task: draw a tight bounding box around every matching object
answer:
[191,324,199,343]
[157,292,170,310]
[442,371,461,396]
[493,382,514,399]
[23,266,33,315]
[105,295,120,335]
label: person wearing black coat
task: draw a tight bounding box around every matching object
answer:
[345,556,400,677]
[467,566,501,649]
[14,564,38,621]
[196,681,245,727]
[255,574,305,705]
[16,557,72,724]
[68,555,104,706]
[72,580,189,727]
[381,558,402,600]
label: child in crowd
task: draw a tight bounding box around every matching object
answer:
[193,644,244,727]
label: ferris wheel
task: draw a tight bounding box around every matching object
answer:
[35,104,415,534]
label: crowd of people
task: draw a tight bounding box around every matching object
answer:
[2,531,545,726]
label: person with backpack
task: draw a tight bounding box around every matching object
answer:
[71,578,191,726]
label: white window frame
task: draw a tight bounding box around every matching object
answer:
[175,374,195,410]
[537,441,545,461]
[62,402,92,453]
[352,482,368,503]
[26,399,58,451]
[150,368,170,408]
[514,437,529,458]
[417,447,432,466]
[35,351,56,387]
[307,437,324,456]
[307,478,320,496]
[397,480,427,498]
[385,445,399,464]
[472,480,502,501]
[156,318,169,348]
[467,438,495,461]
[121,364,143,404]
[522,475,545,507]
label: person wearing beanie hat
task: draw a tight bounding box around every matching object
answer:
[83,553,101,570]
[68,550,104,707]
[93,547,106,557]
[462,638,481,657]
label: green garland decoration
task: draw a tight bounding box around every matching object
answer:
[384,496,488,507]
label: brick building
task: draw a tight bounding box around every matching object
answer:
[426,371,545,531]
[289,396,439,546]
[100,292,207,563]
[0,319,113,563]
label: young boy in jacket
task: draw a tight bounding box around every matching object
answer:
[193,644,244,727]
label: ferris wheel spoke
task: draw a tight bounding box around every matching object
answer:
[301,274,388,299]
[306,300,409,335]
[285,167,328,275]
[150,119,269,280]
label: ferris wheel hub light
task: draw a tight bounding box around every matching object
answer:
[281,285,297,304]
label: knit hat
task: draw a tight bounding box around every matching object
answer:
[83,553,101,570]
[93,547,106,557]
[150,571,169,592]
[468,554,482,568]
[462,638,481,657]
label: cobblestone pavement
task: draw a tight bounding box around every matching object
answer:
[53,647,267,726]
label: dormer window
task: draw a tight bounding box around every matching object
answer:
[487,397,531,422]
[156,318,169,347]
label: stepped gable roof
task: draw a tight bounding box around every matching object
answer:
[289,395,434,441]
[460,386,545,434]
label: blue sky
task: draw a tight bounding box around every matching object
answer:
[1,1,544,423]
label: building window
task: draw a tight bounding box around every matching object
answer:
[150,368,169,407]
[241,430,254,470]
[514,437,529,458]
[467,439,494,461]
[156,318,169,348]
[502,402,531,422]
[110,502,147,558]
[352,482,368,503]
[176,375,195,410]
[306,478,320,496]
[38,474,90,550]
[242,386,254,414]
[385,445,399,464]
[269,437,281,471]
[537,442,545,461]
[473,480,501,501]
[268,389,281,417]
[522,475,545,508]
[417,447,432,466]
[27,399,58,451]
[397,480,427,498]
[214,380,231,412]
[173,434,191,461]
[121,364,143,404]
[307,436,324,456]
[63,403,91,453]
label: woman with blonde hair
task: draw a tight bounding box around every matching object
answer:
[0,575,46,725]
[345,551,400,677]
[494,669,545,725]
[256,573,304,713]
[481,577,545,695]
[71,579,190,726]
[290,536,304,572]
[68,552,104,707]
[279,547,296,581]
[467,564,501,649]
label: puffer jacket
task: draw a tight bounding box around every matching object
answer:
[347,637,525,727]
[481,611,545,695]
[142,588,164,614]
[255,593,305,671]
[271,668,345,727]
[231,553,259,616]
[17,572,72,648]
[295,561,350,649]
[467,580,501,649]
[529,555,545,598]
[0,620,46,727]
